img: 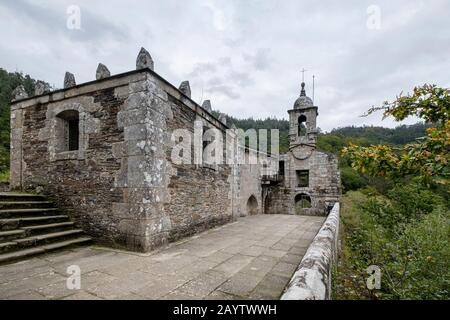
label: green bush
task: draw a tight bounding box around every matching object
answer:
[0,170,9,182]
[341,166,368,192]
[360,184,444,231]
[333,186,449,300]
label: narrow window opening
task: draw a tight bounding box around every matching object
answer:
[278,161,285,176]
[56,110,80,152]
[68,119,79,151]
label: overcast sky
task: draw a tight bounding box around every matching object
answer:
[1,0,449,131]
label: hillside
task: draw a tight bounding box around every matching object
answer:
[219,112,431,152]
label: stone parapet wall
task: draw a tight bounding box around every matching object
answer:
[281,202,340,300]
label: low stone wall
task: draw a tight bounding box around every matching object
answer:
[281,202,340,300]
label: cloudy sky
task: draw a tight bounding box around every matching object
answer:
[1,0,449,131]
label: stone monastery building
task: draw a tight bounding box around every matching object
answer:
[9,48,340,252]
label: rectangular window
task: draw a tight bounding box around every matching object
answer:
[278,161,285,176]
[68,119,79,151]
[296,170,309,187]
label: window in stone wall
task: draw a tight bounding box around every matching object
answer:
[278,160,285,176]
[296,170,309,187]
[298,114,307,137]
[56,110,79,152]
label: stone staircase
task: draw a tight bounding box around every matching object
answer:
[0,192,91,264]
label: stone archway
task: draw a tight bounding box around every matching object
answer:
[246,195,258,216]
[294,193,311,215]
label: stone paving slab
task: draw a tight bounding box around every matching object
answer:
[0,214,324,300]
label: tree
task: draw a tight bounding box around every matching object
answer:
[342,84,450,186]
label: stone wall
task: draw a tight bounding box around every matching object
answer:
[281,202,340,300]
[9,69,242,252]
[266,148,340,216]
[9,58,340,253]
[162,87,234,242]
[236,149,263,217]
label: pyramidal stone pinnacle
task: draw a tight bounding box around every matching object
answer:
[64,72,76,89]
[96,63,111,80]
[202,100,212,113]
[179,81,191,98]
[12,85,28,101]
[34,80,51,96]
[136,47,154,70]
[219,113,227,125]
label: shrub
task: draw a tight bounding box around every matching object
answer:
[333,186,449,300]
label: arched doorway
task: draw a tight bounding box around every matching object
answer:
[246,195,258,216]
[294,193,311,214]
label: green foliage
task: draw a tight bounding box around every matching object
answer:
[360,184,444,231]
[318,123,431,192]
[0,68,43,174]
[334,85,449,300]
[366,84,450,124]
[343,84,450,186]
[340,166,367,191]
[0,170,9,182]
[334,188,450,300]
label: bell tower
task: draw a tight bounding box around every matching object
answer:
[288,82,318,149]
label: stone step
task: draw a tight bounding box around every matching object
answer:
[0,193,47,202]
[0,192,91,265]
[0,236,92,265]
[0,222,75,244]
[13,229,85,248]
[0,229,26,242]
[0,201,55,210]
[0,215,70,231]
[0,208,60,219]
[0,241,18,254]
[21,221,75,235]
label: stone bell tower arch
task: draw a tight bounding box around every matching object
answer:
[288,82,318,150]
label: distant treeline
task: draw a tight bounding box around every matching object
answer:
[217,111,431,153]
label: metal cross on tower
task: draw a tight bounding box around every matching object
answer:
[300,68,307,82]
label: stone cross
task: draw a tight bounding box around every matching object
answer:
[96,63,111,80]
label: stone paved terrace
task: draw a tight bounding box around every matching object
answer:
[0,215,324,300]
